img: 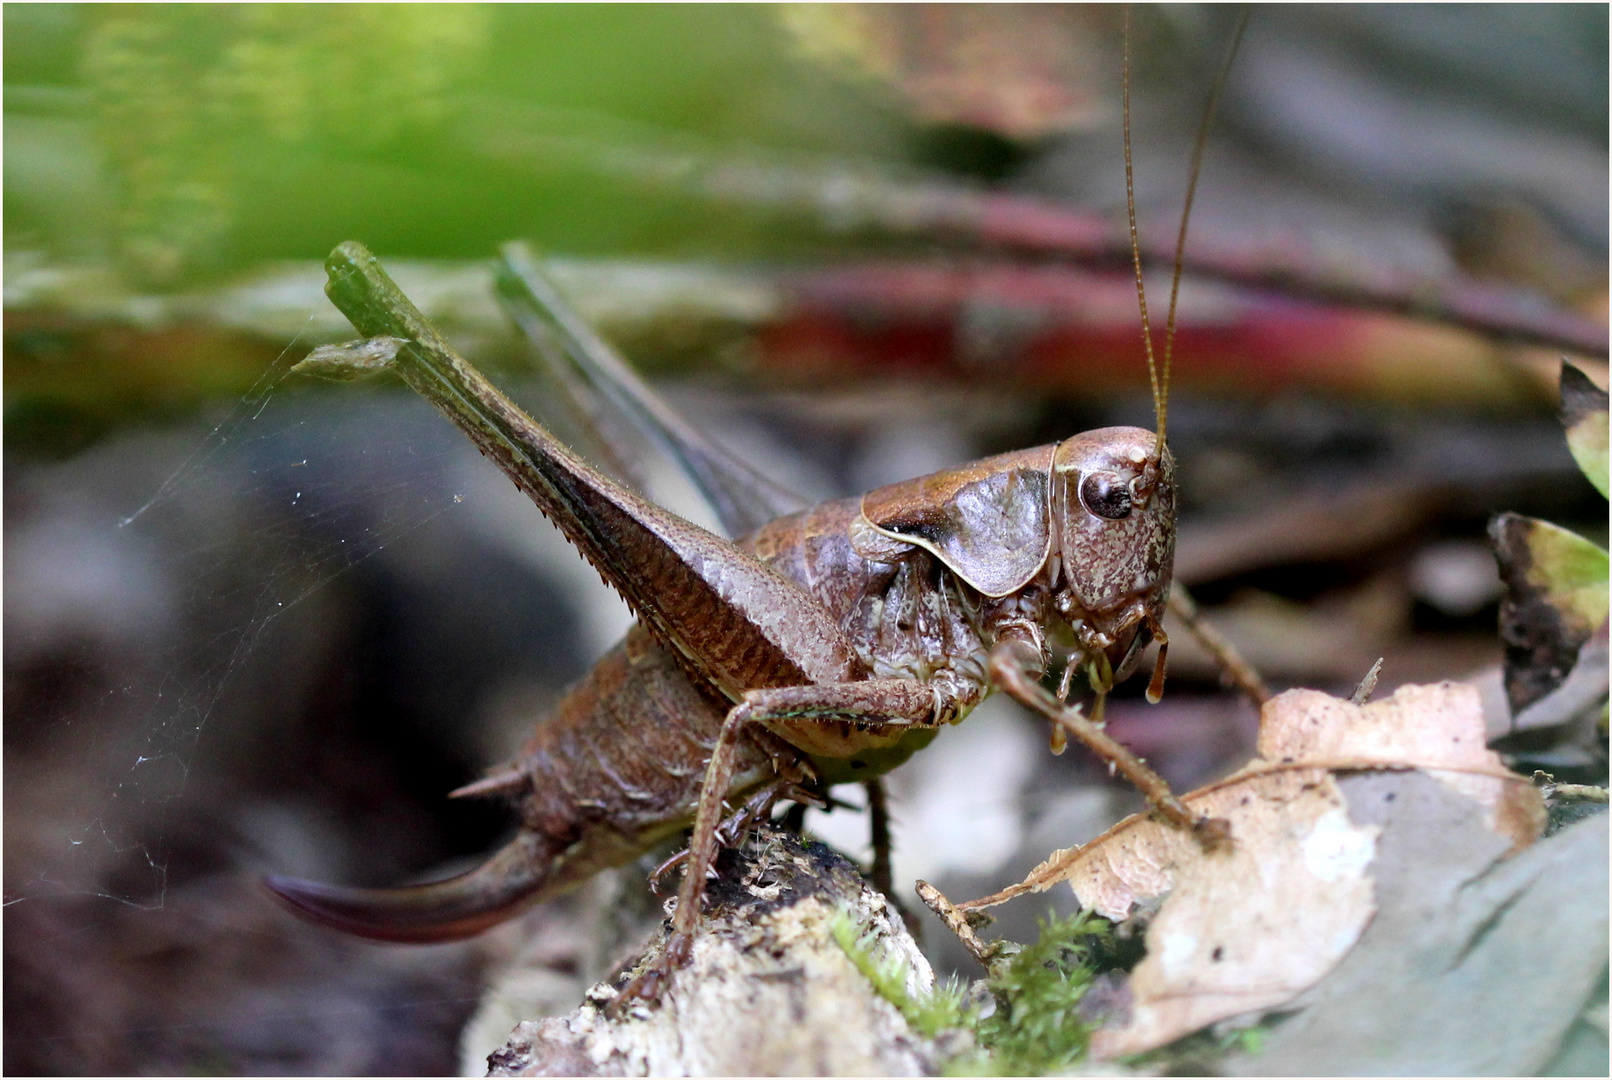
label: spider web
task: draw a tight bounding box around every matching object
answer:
[4,325,635,914]
[2,296,678,1070]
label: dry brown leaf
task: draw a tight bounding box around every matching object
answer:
[960,681,1545,1059]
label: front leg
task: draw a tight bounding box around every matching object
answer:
[988,640,1231,851]
[616,677,945,1010]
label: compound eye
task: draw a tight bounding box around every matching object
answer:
[1079,471,1133,520]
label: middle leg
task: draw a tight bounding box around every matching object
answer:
[616,676,947,1009]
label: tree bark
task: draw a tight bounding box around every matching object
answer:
[478,825,964,1076]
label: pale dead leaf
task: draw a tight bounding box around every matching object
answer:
[960,681,1545,1060]
[1089,766,1378,1059]
[1256,683,1546,849]
[1227,777,1607,1076]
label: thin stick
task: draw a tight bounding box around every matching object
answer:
[915,880,1000,969]
[1349,657,1384,705]
[864,778,895,900]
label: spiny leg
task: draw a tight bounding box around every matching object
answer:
[865,776,922,938]
[1166,586,1272,706]
[615,678,943,1010]
[864,777,895,900]
[613,704,758,1012]
[647,775,824,895]
[989,641,1231,851]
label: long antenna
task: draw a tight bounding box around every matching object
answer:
[1156,8,1250,461]
[1122,6,1161,446]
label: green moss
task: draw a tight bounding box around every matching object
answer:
[829,910,976,1039]
[833,905,1124,1075]
[971,910,1109,1075]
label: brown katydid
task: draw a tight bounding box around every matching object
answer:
[266,9,1249,1003]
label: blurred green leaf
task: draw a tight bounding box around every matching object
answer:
[1518,516,1609,630]
[1560,361,1609,498]
[15,5,910,287]
[77,5,490,284]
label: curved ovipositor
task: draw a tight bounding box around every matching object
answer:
[265,628,773,943]
[263,829,559,943]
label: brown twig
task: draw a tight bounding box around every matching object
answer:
[459,96,1608,359]
[914,880,1001,970]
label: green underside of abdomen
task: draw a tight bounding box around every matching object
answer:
[808,725,940,787]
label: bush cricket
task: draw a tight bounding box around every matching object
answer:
[267,9,1248,1003]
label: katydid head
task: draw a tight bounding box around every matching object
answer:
[855,423,1174,700]
[856,9,1250,705]
[1094,4,1247,700]
[1048,425,1175,687]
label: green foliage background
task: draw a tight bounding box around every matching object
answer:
[7,4,916,286]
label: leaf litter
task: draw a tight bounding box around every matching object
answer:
[958,680,1552,1062]
[1487,360,1607,772]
